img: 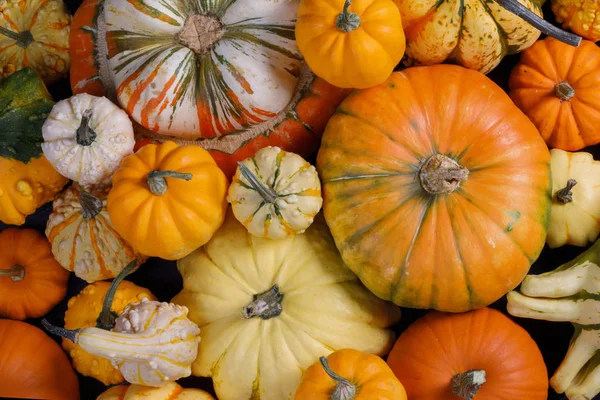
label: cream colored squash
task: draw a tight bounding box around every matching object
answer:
[41,93,135,187]
[227,146,322,239]
[547,149,600,248]
[171,209,401,400]
[507,238,600,400]
[97,382,215,400]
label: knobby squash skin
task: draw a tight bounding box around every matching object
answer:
[68,0,351,178]
[317,64,552,313]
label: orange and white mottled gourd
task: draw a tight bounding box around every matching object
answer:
[552,0,600,42]
[46,184,144,282]
[41,93,135,188]
[227,146,322,239]
[45,298,201,387]
[0,0,71,84]
[98,383,216,400]
[68,0,351,178]
[395,0,581,74]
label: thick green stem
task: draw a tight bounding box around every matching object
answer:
[76,109,97,146]
[494,0,581,47]
[320,356,357,400]
[79,190,103,220]
[237,162,278,203]
[147,170,193,195]
[557,179,577,203]
[0,265,25,281]
[96,260,138,330]
[41,319,79,343]
[336,0,361,33]
[554,82,575,101]
[452,370,486,400]
[0,26,34,48]
[242,284,283,320]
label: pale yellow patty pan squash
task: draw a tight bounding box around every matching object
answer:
[172,209,401,400]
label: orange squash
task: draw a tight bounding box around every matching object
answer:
[316,65,552,313]
[0,319,79,400]
[386,308,548,400]
[509,37,600,151]
[0,228,70,320]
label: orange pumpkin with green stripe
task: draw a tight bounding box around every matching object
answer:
[69,0,350,178]
[46,184,144,283]
[316,64,552,313]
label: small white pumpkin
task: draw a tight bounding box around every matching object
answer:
[227,146,323,239]
[41,93,135,187]
[43,298,201,387]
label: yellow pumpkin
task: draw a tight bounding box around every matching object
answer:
[107,141,229,260]
[97,383,215,400]
[296,0,406,89]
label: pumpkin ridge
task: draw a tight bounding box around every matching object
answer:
[448,202,474,309]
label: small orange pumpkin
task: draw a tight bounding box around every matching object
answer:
[0,228,70,320]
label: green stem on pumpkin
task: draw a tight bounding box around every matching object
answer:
[76,109,98,146]
[556,179,577,203]
[452,370,486,400]
[41,319,79,343]
[237,162,278,204]
[242,284,283,320]
[147,170,193,196]
[79,190,103,220]
[336,0,361,33]
[494,0,581,47]
[0,26,34,48]
[96,260,138,330]
[554,81,575,101]
[320,356,357,400]
[0,265,25,281]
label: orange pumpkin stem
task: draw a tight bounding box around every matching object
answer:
[556,179,577,203]
[177,14,223,55]
[76,109,98,146]
[147,170,193,196]
[0,264,25,281]
[0,26,33,48]
[242,284,283,320]
[419,154,469,195]
[554,82,575,101]
[319,356,357,400]
[452,370,486,400]
[237,161,278,203]
[336,0,361,33]
[494,0,581,47]
[79,190,103,219]
[96,260,139,330]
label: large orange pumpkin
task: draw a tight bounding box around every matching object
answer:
[386,308,548,400]
[509,36,600,151]
[0,319,79,400]
[316,65,552,313]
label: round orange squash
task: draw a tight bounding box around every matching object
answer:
[509,36,600,151]
[386,308,548,400]
[0,319,79,400]
[316,64,552,313]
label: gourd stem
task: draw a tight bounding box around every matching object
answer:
[554,82,575,101]
[76,109,98,146]
[147,170,193,196]
[237,162,278,204]
[242,284,283,320]
[0,26,34,48]
[493,0,581,47]
[41,319,79,343]
[0,265,25,281]
[79,190,103,220]
[336,0,361,33]
[557,179,577,203]
[97,260,138,330]
[452,370,486,400]
[320,356,357,400]
[419,154,469,195]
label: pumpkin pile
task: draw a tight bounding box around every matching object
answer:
[2,0,600,399]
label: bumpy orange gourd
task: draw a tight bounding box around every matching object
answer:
[0,228,70,320]
[98,383,215,399]
[552,0,600,42]
[509,37,600,151]
[62,279,156,385]
[317,65,551,313]
[387,308,548,400]
[294,348,407,400]
[0,319,79,400]
[296,0,406,89]
[107,141,229,260]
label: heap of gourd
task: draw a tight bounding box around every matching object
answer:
[2,0,600,399]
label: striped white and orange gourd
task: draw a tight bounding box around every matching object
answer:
[227,146,322,239]
[69,0,350,178]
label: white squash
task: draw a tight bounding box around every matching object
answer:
[227,146,323,239]
[41,93,135,187]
